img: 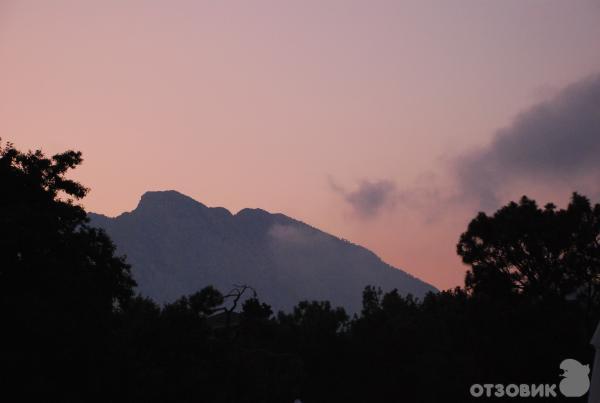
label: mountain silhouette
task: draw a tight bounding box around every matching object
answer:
[89,190,436,312]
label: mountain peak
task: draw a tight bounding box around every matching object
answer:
[236,207,270,217]
[137,190,207,210]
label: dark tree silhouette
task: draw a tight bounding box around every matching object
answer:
[0,141,135,400]
[458,193,600,306]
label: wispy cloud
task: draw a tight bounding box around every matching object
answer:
[329,178,396,219]
[329,175,443,220]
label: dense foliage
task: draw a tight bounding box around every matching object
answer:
[0,142,135,401]
[2,142,598,402]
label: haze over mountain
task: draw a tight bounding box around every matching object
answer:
[89,191,436,312]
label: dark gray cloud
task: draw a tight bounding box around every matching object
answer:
[330,178,396,218]
[456,74,600,209]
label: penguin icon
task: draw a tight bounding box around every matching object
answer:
[559,359,590,397]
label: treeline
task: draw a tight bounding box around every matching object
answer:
[1,142,598,402]
[103,283,594,402]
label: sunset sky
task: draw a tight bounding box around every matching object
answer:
[2,1,600,289]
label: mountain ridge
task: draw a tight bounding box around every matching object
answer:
[89,190,437,312]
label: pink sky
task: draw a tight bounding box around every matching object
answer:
[2,1,600,289]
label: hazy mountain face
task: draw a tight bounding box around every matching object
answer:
[89,191,436,313]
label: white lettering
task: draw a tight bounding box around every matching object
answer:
[470,384,483,397]
[545,384,557,397]
[505,384,519,397]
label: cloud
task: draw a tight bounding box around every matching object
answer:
[329,172,445,220]
[329,178,397,218]
[268,223,314,244]
[346,180,396,218]
[456,73,600,210]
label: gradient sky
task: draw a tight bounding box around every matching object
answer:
[2,1,600,289]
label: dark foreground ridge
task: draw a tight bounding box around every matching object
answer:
[90,190,436,312]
